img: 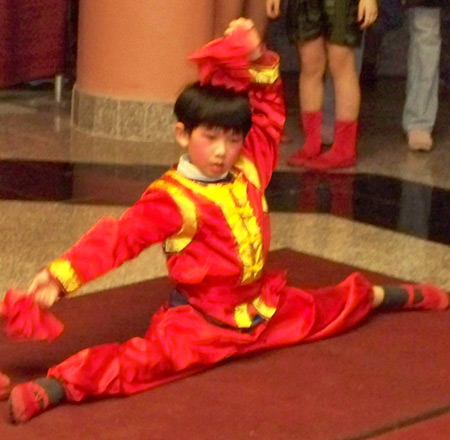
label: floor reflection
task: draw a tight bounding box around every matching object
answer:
[2,159,449,245]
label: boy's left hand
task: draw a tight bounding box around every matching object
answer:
[224,18,262,61]
[358,0,378,29]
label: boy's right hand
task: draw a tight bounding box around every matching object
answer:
[28,269,62,308]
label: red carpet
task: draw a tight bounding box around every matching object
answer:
[1,249,449,439]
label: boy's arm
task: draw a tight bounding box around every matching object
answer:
[189,19,285,190]
[32,188,184,304]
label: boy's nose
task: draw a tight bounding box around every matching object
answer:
[214,140,226,156]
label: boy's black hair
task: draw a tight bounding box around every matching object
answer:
[174,81,252,136]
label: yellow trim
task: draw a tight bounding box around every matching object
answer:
[234,156,261,190]
[149,179,198,253]
[234,295,277,328]
[234,156,268,213]
[249,63,280,85]
[234,303,253,328]
[167,170,264,284]
[252,296,276,319]
[261,195,268,213]
[47,259,82,294]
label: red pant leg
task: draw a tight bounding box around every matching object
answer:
[48,272,373,402]
[48,305,261,402]
[239,272,374,354]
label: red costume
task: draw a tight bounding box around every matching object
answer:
[45,34,374,402]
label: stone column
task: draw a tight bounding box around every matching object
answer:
[72,0,214,142]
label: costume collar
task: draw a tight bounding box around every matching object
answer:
[177,154,229,183]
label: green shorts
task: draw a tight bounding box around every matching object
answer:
[286,0,363,47]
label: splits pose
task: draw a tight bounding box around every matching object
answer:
[7,19,448,423]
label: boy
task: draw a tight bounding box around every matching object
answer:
[7,19,448,423]
[267,0,378,169]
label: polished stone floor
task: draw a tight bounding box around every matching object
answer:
[0,77,449,298]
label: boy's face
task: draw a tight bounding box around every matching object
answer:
[175,123,245,178]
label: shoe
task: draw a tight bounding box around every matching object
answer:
[0,372,11,400]
[287,111,322,167]
[407,130,433,152]
[402,284,449,311]
[301,120,358,170]
[9,381,51,424]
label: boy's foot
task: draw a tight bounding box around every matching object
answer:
[407,130,433,152]
[9,381,51,423]
[0,373,11,400]
[402,284,449,311]
[377,284,449,311]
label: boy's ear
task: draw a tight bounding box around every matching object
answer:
[174,122,190,149]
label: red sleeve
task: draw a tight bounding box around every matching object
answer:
[189,34,285,190]
[59,188,183,285]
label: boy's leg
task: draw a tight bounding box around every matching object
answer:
[244,0,268,36]
[372,284,449,312]
[287,37,327,166]
[8,305,255,423]
[9,378,65,424]
[214,0,244,37]
[301,43,360,170]
[403,7,441,152]
[322,35,364,145]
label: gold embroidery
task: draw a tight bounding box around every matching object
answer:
[234,156,261,190]
[252,296,276,319]
[167,170,264,284]
[261,195,268,213]
[149,179,197,253]
[249,63,280,85]
[234,156,268,213]
[234,303,253,328]
[47,259,82,294]
[234,295,277,328]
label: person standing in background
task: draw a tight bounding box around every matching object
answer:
[214,0,268,37]
[268,0,378,170]
[402,0,444,151]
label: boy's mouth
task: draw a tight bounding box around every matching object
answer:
[211,163,224,173]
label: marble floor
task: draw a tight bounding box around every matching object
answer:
[0,77,449,299]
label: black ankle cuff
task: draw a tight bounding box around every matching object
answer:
[35,378,65,405]
[378,285,409,310]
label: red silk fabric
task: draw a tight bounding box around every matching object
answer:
[59,42,285,329]
[0,289,64,342]
[44,35,372,403]
[189,29,255,92]
[48,272,373,402]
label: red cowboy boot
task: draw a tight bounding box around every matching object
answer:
[302,120,358,170]
[287,111,322,167]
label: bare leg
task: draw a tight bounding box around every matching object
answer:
[322,35,365,144]
[214,0,243,37]
[287,37,327,167]
[327,43,360,121]
[244,0,268,36]
[298,37,327,113]
[298,43,359,170]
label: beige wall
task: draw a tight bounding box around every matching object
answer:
[76,0,214,101]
